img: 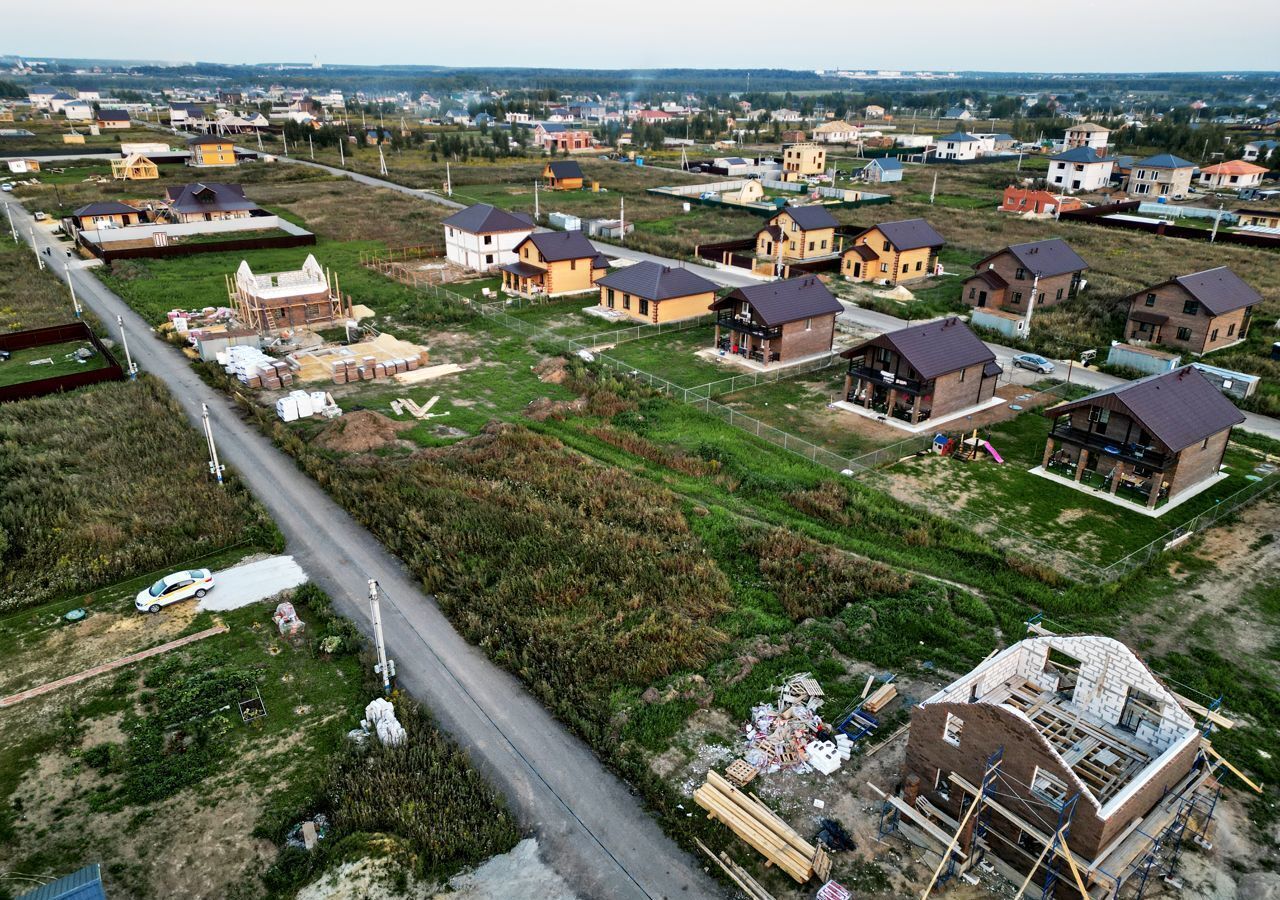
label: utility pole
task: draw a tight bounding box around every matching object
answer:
[368,579,395,694]
[201,402,225,484]
[309,134,315,160]
[282,132,289,156]
[31,229,43,269]
[115,315,137,378]
[69,278,82,318]
[929,171,938,204]
[339,138,345,167]
[1210,203,1224,243]
[445,161,452,196]
[619,195,625,243]
[5,203,15,241]
[534,180,540,219]
[378,145,388,177]
[257,129,263,152]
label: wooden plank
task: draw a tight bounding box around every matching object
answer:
[694,839,767,900]
[865,724,910,757]
[695,786,813,882]
[708,771,816,857]
[1012,833,1057,899]
[863,684,898,714]
[919,792,982,898]
[860,674,876,699]
[1171,691,1234,730]
[1203,741,1263,794]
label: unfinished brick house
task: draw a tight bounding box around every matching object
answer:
[230,254,351,334]
[709,276,842,367]
[839,317,1000,425]
[900,632,1224,898]
[962,239,1089,317]
[1039,366,1244,509]
[1123,266,1260,356]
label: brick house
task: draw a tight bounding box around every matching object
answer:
[1123,266,1260,355]
[903,633,1212,890]
[1063,121,1110,151]
[70,201,143,231]
[499,230,609,298]
[709,276,842,366]
[840,317,1000,425]
[998,186,1084,217]
[755,205,839,263]
[841,218,944,286]
[1124,153,1196,200]
[1196,159,1268,191]
[1040,366,1244,508]
[534,123,594,153]
[542,160,585,190]
[962,239,1089,321]
[595,261,719,324]
[780,142,826,181]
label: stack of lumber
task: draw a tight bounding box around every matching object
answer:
[694,840,776,900]
[693,770,819,884]
[863,683,897,714]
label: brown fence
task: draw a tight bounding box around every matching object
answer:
[0,322,125,403]
[82,232,316,264]
[1060,201,1280,251]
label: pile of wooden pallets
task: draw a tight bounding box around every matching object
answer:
[693,770,826,884]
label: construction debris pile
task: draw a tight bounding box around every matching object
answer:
[223,345,295,389]
[390,394,448,421]
[362,697,407,747]
[742,673,850,775]
[272,601,305,637]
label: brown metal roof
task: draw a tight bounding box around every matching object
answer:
[522,230,600,262]
[847,244,879,261]
[865,218,945,251]
[840,317,997,380]
[1171,267,1262,316]
[710,276,843,327]
[978,239,1088,278]
[1127,309,1169,326]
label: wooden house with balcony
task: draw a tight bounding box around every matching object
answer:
[839,317,1001,425]
[1040,367,1244,509]
[709,276,842,367]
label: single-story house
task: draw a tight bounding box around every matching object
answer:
[709,276,842,366]
[441,203,533,273]
[499,230,608,298]
[998,186,1083,217]
[842,218,944,285]
[1197,160,1268,191]
[542,160,585,190]
[595,261,719,324]
[1236,209,1280,229]
[944,107,973,121]
[1241,140,1278,163]
[162,183,259,223]
[861,157,903,183]
[840,317,1000,425]
[95,108,131,130]
[1123,266,1260,355]
[70,200,143,231]
[1041,366,1244,507]
[63,101,93,122]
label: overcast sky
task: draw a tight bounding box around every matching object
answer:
[8,0,1280,73]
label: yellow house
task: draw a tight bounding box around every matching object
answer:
[1236,209,1280,229]
[842,218,945,285]
[110,153,159,181]
[500,230,608,298]
[594,261,720,324]
[543,160,585,190]
[780,141,826,182]
[188,134,238,168]
[756,206,839,263]
[0,108,14,123]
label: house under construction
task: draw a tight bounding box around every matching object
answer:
[879,627,1256,899]
[228,254,352,334]
[110,153,159,181]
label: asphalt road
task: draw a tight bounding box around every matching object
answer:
[3,199,723,900]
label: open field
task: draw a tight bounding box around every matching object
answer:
[0,239,82,333]
[0,338,105,387]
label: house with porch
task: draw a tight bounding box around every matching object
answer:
[542,160,585,190]
[1196,160,1268,192]
[841,218,944,286]
[1039,366,1244,509]
[962,239,1088,318]
[162,183,259,223]
[1123,266,1260,355]
[595,261,719,324]
[709,277,842,367]
[441,203,533,273]
[499,230,609,298]
[70,201,143,231]
[755,205,839,264]
[1047,146,1115,193]
[838,317,1000,426]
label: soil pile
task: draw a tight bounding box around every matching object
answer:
[314,410,412,453]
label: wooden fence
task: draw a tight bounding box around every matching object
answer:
[0,321,125,403]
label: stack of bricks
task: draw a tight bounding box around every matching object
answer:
[329,353,428,384]
[256,360,294,390]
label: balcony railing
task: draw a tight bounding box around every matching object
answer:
[1049,424,1172,470]
[717,312,781,341]
[847,363,926,395]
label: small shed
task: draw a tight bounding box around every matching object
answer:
[970,307,1026,339]
[862,157,904,183]
[1106,342,1181,377]
[15,863,107,900]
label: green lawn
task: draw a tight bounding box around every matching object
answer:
[602,325,734,388]
[0,339,106,387]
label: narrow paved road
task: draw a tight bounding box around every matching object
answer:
[4,200,723,900]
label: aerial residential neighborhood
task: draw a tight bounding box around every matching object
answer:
[0,13,1278,900]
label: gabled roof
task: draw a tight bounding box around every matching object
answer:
[544,160,584,180]
[73,200,138,218]
[1136,153,1196,170]
[1046,367,1244,452]
[1199,159,1268,176]
[441,203,533,234]
[775,204,838,231]
[1067,122,1110,133]
[595,261,719,300]
[1051,146,1114,164]
[840,316,996,380]
[50,92,74,101]
[867,157,903,171]
[523,229,600,262]
[164,182,256,214]
[710,276,842,327]
[938,131,977,142]
[862,218,945,251]
[96,109,129,121]
[980,238,1088,278]
[1143,266,1263,316]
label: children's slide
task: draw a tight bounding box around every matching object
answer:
[981,441,1004,463]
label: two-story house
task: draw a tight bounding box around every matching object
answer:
[499,230,609,298]
[1196,160,1268,192]
[542,160,585,190]
[932,132,980,161]
[1124,153,1196,200]
[962,239,1089,319]
[756,205,839,263]
[1063,121,1111,151]
[780,142,826,181]
[595,261,719,324]
[1040,366,1244,508]
[709,277,842,367]
[534,123,594,153]
[1123,266,1260,355]
[187,134,238,168]
[841,218,944,286]
[1047,146,1115,193]
[441,203,533,273]
[839,317,1000,426]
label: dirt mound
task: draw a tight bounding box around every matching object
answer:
[314,410,412,453]
[533,357,569,384]
[524,396,587,422]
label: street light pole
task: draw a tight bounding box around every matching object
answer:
[5,204,15,242]
[115,315,136,377]
[69,278,82,318]
[201,402,225,485]
[31,229,43,269]
[368,579,395,694]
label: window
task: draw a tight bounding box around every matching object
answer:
[570,259,577,271]
[1031,767,1070,809]
[968,288,975,299]
[1144,293,1156,307]
[1044,648,1082,699]
[880,263,889,273]
[804,317,812,331]
[1015,267,1026,281]
[959,368,966,382]
[606,288,615,308]
[1119,687,1162,734]
[1182,299,1200,315]
[790,241,797,251]
[1228,323,1235,336]
[1089,407,1110,434]
[639,298,649,316]
[943,713,964,747]
[1210,328,1219,342]
[882,240,891,252]
[1176,327,1192,342]
[808,241,815,251]
[1011,291,1023,305]
[623,294,631,310]
[915,260,923,271]
[485,254,494,265]
[1056,288,1064,301]
[483,234,493,245]
[820,239,828,250]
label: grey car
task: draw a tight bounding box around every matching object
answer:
[1011,353,1055,374]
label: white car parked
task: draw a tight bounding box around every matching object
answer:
[135,569,215,613]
